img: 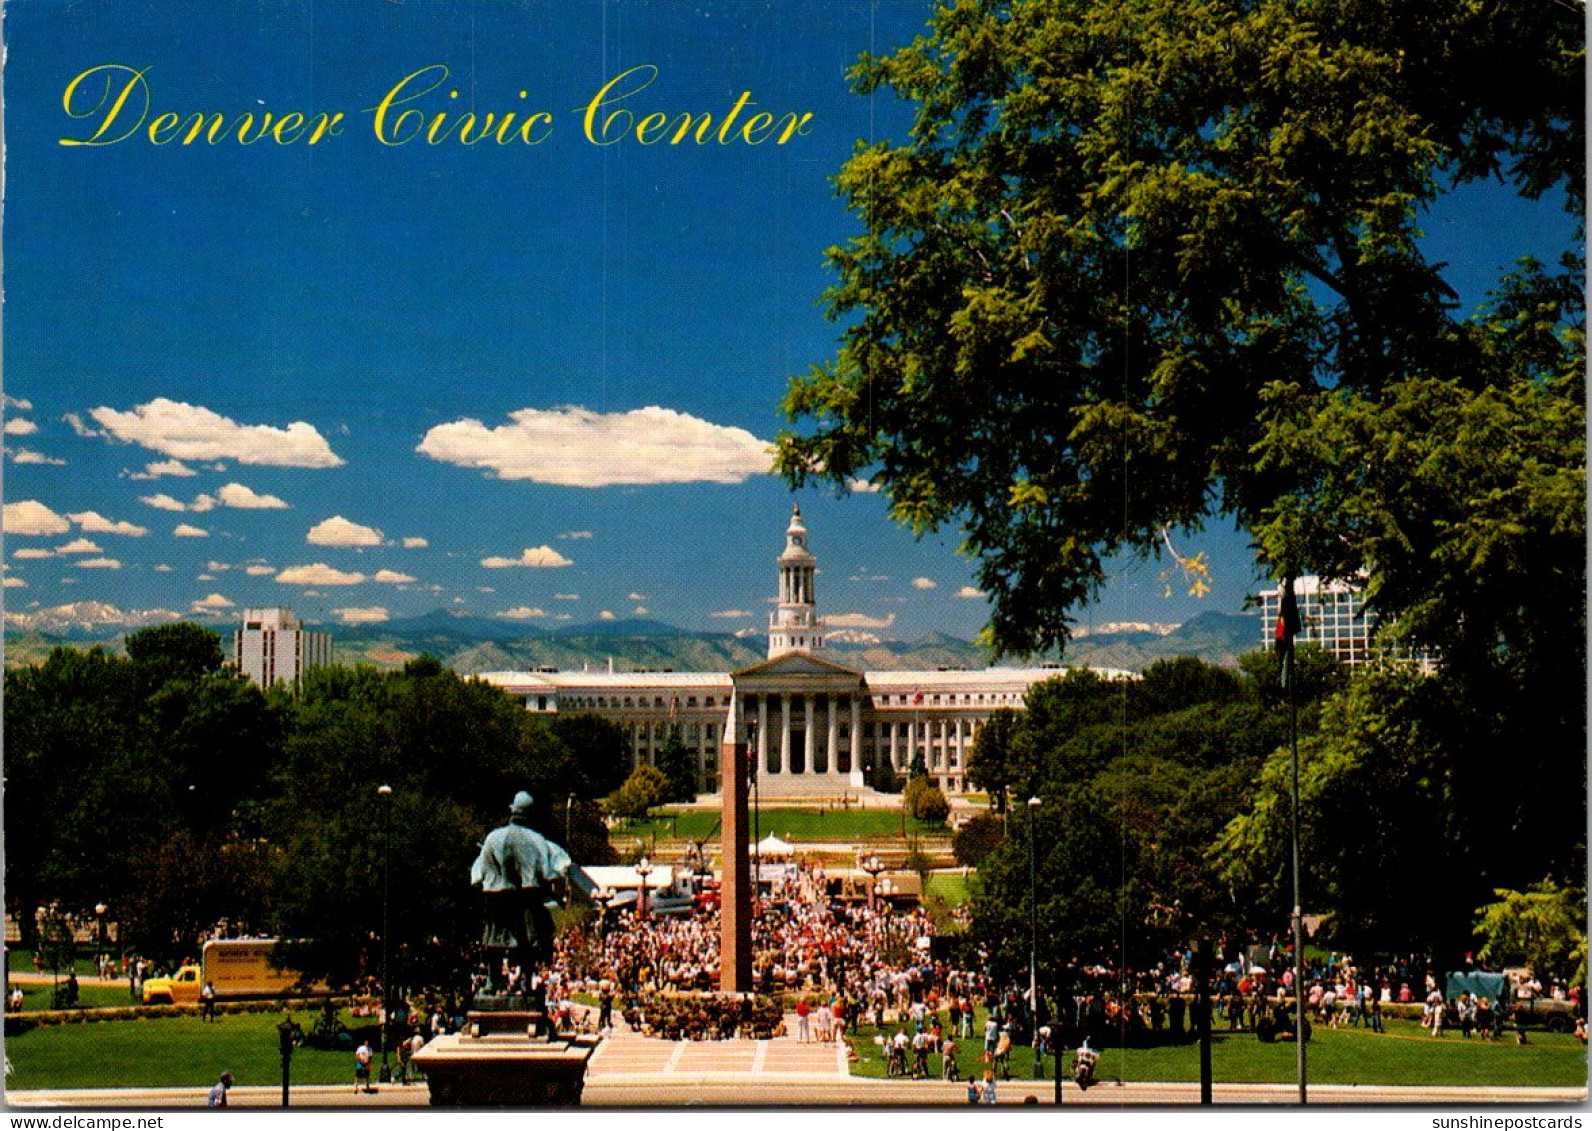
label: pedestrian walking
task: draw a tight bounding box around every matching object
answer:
[206,1071,234,1108]
[354,1040,374,1093]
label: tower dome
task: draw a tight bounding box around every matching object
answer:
[768,503,826,659]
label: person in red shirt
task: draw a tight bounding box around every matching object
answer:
[795,998,812,1043]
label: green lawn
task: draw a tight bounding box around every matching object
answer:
[7,1005,1584,1093]
[6,1007,382,1090]
[923,872,976,908]
[846,1011,1587,1089]
[619,807,946,845]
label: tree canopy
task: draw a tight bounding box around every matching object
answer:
[776,0,1583,661]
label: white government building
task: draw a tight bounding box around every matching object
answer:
[482,505,1129,798]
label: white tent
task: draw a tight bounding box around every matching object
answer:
[755,833,795,856]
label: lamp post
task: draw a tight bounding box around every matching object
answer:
[636,856,652,921]
[94,903,108,962]
[566,793,576,846]
[594,888,613,941]
[1027,796,1041,1043]
[862,853,884,912]
[377,784,393,1085]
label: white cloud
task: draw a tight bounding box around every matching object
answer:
[332,606,389,624]
[847,477,882,493]
[191,593,234,611]
[63,413,102,438]
[710,610,752,619]
[632,606,650,616]
[598,610,616,621]
[475,586,495,594]
[4,500,70,535]
[217,482,289,509]
[402,536,428,549]
[559,530,594,540]
[76,557,122,569]
[12,548,54,560]
[276,563,366,586]
[956,586,985,599]
[553,593,581,601]
[3,576,26,588]
[5,396,33,411]
[154,563,174,572]
[196,574,216,582]
[480,546,574,569]
[308,515,383,547]
[417,405,771,487]
[174,524,209,538]
[912,577,938,590]
[189,494,218,512]
[627,592,649,602]
[69,511,149,536]
[374,569,416,584]
[89,398,344,467]
[849,572,889,583]
[245,565,276,577]
[828,611,897,630]
[496,607,548,620]
[129,459,197,479]
[140,493,190,512]
[206,561,232,572]
[11,449,65,466]
[56,539,103,555]
[4,418,38,436]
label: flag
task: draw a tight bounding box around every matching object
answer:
[1274,576,1301,653]
[1275,575,1301,690]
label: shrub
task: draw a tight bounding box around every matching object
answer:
[952,812,1006,867]
[903,777,950,824]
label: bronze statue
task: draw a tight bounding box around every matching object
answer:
[471,791,573,998]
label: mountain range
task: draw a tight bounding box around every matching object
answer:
[2,605,1263,675]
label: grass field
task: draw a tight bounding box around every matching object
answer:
[618,807,946,845]
[9,1002,1582,1094]
[846,1013,1587,1089]
[4,1007,386,1091]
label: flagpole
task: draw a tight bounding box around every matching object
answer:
[1280,576,1306,1104]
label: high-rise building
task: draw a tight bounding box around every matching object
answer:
[1258,576,1436,673]
[234,607,332,689]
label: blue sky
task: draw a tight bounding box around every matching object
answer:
[2,1,1578,647]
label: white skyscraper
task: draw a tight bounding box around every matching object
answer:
[234,607,332,689]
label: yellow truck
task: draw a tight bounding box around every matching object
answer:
[141,938,316,1005]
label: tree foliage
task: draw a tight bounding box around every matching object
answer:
[1474,879,1587,989]
[655,731,701,803]
[606,764,671,821]
[903,775,951,824]
[775,0,1583,666]
[5,631,630,990]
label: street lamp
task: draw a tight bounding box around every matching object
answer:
[862,853,885,911]
[1027,797,1041,1051]
[94,903,108,960]
[636,856,652,921]
[377,784,393,1085]
[594,888,614,941]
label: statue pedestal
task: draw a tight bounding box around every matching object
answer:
[413,1008,599,1107]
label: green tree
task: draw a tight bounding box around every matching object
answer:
[606,764,670,821]
[1474,880,1588,989]
[952,812,1007,868]
[655,731,700,803]
[124,621,225,682]
[965,708,1022,813]
[903,776,950,824]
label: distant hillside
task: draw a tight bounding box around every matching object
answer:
[4,608,1263,675]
